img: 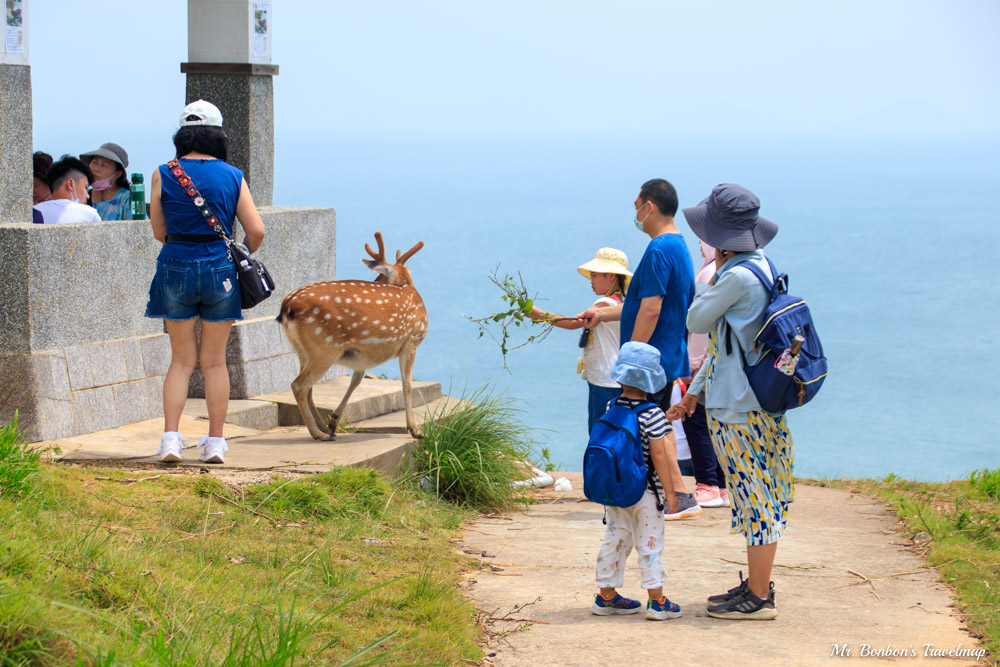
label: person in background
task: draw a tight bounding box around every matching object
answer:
[579,179,701,521]
[32,156,101,224]
[682,240,729,508]
[145,100,266,465]
[80,142,132,220]
[670,380,695,477]
[32,151,53,205]
[668,183,791,621]
[32,151,54,224]
[527,247,632,434]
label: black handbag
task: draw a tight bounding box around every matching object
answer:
[167,159,275,309]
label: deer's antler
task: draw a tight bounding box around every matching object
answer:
[396,241,424,266]
[364,232,386,263]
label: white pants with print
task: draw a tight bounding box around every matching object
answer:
[594,491,665,590]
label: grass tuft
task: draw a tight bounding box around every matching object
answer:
[0,458,482,665]
[0,412,41,499]
[409,386,543,512]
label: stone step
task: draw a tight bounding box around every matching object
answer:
[254,376,442,429]
[354,396,468,434]
[46,415,263,461]
[52,425,413,478]
[182,398,279,431]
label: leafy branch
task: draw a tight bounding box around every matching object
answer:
[466,268,576,371]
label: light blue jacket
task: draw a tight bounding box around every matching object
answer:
[687,250,774,424]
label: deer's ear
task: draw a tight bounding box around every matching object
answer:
[362,259,393,278]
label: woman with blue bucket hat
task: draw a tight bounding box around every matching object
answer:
[668,183,791,621]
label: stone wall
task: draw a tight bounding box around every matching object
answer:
[0,206,342,441]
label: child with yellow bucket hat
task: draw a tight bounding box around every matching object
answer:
[527,247,632,434]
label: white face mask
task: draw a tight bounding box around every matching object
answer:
[634,205,650,232]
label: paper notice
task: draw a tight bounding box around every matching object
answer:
[5,0,24,54]
[252,2,270,57]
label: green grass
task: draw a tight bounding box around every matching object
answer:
[0,463,482,665]
[806,469,1000,663]
[408,386,546,512]
[0,412,41,499]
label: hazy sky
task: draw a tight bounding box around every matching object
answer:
[28,1,999,157]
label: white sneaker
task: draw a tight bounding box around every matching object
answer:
[157,432,185,462]
[197,436,228,464]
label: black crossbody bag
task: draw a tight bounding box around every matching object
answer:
[167,159,275,308]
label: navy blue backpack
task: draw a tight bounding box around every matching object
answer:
[583,401,662,510]
[728,258,828,413]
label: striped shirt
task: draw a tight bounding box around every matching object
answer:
[610,397,672,500]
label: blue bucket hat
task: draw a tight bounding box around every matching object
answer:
[610,342,666,395]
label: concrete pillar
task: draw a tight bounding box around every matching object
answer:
[182,0,277,206]
[0,0,31,223]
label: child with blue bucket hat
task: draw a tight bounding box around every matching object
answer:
[591,342,684,620]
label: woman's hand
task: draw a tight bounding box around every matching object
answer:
[666,391,699,421]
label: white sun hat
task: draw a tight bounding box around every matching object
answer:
[577,247,632,292]
[179,99,224,127]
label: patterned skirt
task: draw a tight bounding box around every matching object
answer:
[708,411,794,546]
[703,330,795,546]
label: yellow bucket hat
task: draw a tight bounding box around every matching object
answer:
[577,247,632,292]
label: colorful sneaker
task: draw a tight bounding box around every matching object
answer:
[197,436,228,464]
[706,582,776,620]
[719,488,731,507]
[695,483,725,508]
[591,593,642,615]
[664,492,702,520]
[645,597,682,621]
[157,432,184,462]
[707,571,749,604]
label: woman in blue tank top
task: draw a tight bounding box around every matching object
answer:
[144,100,266,465]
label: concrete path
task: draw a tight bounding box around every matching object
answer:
[461,473,984,666]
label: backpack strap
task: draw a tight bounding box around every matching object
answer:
[632,400,664,512]
[734,257,787,298]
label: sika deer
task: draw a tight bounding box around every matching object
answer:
[277,232,428,441]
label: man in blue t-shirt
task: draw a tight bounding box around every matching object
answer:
[580,178,699,519]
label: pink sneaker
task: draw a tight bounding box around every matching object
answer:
[719,487,731,507]
[694,483,724,508]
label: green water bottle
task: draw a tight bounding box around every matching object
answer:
[130,173,146,220]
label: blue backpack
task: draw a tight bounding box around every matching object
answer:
[728,257,828,413]
[583,401,661,510]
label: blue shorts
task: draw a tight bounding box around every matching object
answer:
[145,256,242,322]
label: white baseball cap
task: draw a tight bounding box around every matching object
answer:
[179,100,223,127]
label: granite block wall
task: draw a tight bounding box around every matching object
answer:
[0,64,32,225]
[0,206,337,441]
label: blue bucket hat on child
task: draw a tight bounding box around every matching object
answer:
[610,342,667,395]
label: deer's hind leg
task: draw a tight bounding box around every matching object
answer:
[398,344,422,439]
[328,370,365,435]
[292,364,334,441]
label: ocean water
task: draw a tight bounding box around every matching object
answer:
[274,131,1000,482]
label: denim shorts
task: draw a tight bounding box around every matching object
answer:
[145,256,242,322]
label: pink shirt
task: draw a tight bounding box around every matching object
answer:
[688,241,715,375]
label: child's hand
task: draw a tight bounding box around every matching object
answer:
[666,492,679,514]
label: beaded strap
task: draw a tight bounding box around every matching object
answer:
[166,158,228,239]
